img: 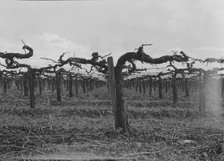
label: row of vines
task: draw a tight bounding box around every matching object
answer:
[0,43,224,134]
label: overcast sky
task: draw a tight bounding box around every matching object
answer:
[0,0,224,68]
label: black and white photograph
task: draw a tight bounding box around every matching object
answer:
[0,0,224,160]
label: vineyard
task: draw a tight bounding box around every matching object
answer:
[0,43,224,161]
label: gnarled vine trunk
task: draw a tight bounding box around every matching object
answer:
[158,76,162,99]
[75,74,78,95]
[222,78,224,97]
[172,73,177,104]
[185,78,189,97]
[38,77,42,95]
[56,71,62,102]
[28,68,35,108]
[107,49,189,133]
[3,77,7,94]
[23,73,28,96]
[149,78,152,95]
[69,73,73,97]
[114,69,129,133]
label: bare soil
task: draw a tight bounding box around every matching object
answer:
[0,86,224,161]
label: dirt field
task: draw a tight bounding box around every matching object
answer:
[0,85,224,161]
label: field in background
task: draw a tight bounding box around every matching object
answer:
[0,84,224,161]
